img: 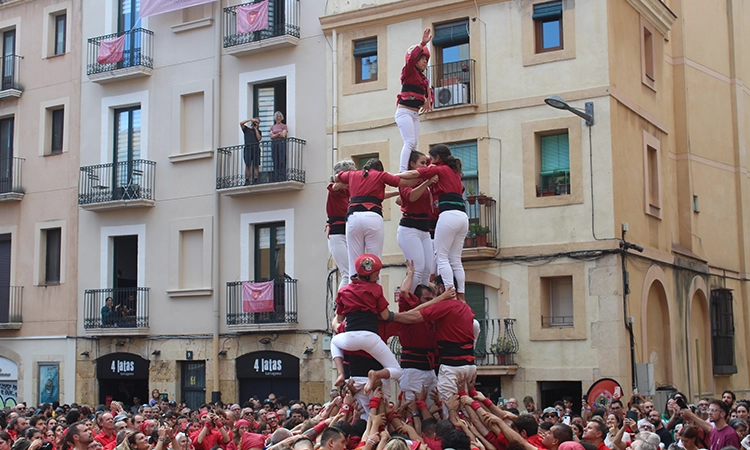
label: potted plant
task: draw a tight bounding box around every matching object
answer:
[490,336,514,365]
[554,172,570,195]
[466,185,477,204]
[464,229,476,248]
[469,223,490,247]
[476,190,489,205]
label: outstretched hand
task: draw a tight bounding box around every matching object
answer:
[421,28,432,46]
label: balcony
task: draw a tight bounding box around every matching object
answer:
[78,160,156,211]
[216,138,305,196]
[87,28,153,83]
[0,55,23,99]
[389,318,518,375]
[223,0,300,56]
[429,59,476,110]
[83,287,149,335]
[226,278,298,331]
[0,157,24,201]
[0,286,23,330]
[462,196,497,260]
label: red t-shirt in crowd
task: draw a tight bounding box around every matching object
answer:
[399,184,432,216]
[326,184,349,219]
[336,279,389,316]
[397,292,436,349]
[420,299,475,363]
[191,426,227,450]
[416,163,463,198]
[338,170,401,201]
[710,424,740,450]
[94,430,116,448]
[526,434,546,450]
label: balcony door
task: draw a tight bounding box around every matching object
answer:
[255,223,286,318]
[118,0,141,68]
[2,30,15,90]
[113,107,141,198]
[0,117,13,194]
[0,234,10,323]
[253,81,286,177]
[113,235,138,326]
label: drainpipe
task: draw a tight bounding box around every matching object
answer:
[620,227,643,391]
[211,0,223,403]
[332,29,338,166]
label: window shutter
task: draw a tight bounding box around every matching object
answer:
[447,141,477,178]
[353,38,377,57]
[532,1,563,20]
[540,133,569,175]
[433,21,470,47]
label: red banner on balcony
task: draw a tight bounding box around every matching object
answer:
[242,281,275,313]
[141,0,216,18]
[97,35,125,64]
[237,0,269,34]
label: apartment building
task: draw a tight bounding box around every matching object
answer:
[75,0,331,406]
[320,0,750,404]
[0,0,82,405]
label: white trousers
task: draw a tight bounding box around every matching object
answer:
[328,234,350,290]
[399,368,438,403]
[397,226,434,288]
[434,210,469,293]
[437,364,477,406]
[395,108,420,172]
[331,331,402,380]
[346,211,384,278]
[351,376,392,419]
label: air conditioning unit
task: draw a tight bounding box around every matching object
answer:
[435,83,467,108]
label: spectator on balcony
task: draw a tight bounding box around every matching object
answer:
[327,160,356,290]
[397,151,437,288]
[269,112,288,183]
[396,28,432,174]
[240,118,262,185]
[335,159,415,275]
[101,297,120,327]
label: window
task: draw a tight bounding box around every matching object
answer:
[465,283,487,351]
[44,228,61,284]
[642,131,661,218]
[255,223,285,282]
[2,30,16,90]
[114,106,142,196]
[445,141,478,200]
[534,1,563,53]
[50,108,64,154]
[711,289,736,374]
[432,20,471,108]
[54,13,66,55]
[0,117,14,194]
[640,16,657,90]
[253,80,286,180]
[354,154,378,169]
[354,38,378,83]
[541,276,573,327]
[537,133,570,197]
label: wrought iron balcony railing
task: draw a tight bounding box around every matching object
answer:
[87,28,154,76]
[78,160,155,205]
[83,287,149,329]
[226,278,297,326]
[223,0,300,48]
[0,286,23,326]
[464,196,497,249]
[429,59,476,109]
[216,138,305,189]
[0,157,24,199]
[1,55,23,92]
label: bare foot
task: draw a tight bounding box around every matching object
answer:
[334,373,345,387]
[364,370,379,395]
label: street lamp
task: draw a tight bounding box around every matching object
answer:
[544,95,594,126]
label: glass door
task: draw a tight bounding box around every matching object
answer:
[113,107,141,198]
[0,118,14,194]
[2,30,15,90]
[118,0,140,68]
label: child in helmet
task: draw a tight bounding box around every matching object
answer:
[396,28,432,173]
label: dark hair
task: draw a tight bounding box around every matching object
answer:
[711,399,730,418]
[282,417,302,430]
[30,416,46,428]
[320,428,343,446]
[610,400,624,408]
[61,423,85,450]
[591,408,606,418]
[724,391,737,402]
[351,420,367,438]
[551,424,574,443]
[127,432,144,448]
[588,421,606,439]
[421,418,437,436]
[729,419,747,431]
[607,412,623,428]
[0,432,12,446]
[580,441,598,450]
[441,430,470,450]
[571,422,584,438]
[408,151,426,169]
[362,159,384,178]
[681,425,701,440]
[414,284,433,299]
[435,420,455,439]
[514,415,539,437]
[562,397,574,403]
[24,429,41,440]
[331,421,351,438]
[428,145,462,174]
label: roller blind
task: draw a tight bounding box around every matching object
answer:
[532,1,562,20]
[353,38,377,57]
[433,21,469,47]
[540,133,569,175]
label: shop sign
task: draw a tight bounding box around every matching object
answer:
[97,353,149,379]
[237,351,299,379]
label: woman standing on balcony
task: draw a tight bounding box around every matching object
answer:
[396,28,432,173]
[397,151,437,288]
[270,112,288,182]
[404,144,467,300]
[327,160,356,290]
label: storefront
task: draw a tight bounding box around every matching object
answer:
[0,357,18,408]
[97,352,149,406]
[237,351,299,402]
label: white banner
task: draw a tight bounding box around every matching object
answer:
[140,0,217,18]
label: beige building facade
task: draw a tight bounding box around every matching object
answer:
[320,0,750,404]
[0,0,82,406]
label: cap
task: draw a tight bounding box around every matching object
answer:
[114,414,128,423]
[355,254,382,277]
[543,407,558,416]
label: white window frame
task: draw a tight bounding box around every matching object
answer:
[240,209,295,282]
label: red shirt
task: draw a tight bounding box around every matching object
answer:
[326,184,349,219]
[336,278,389,316]
[94,430,116,447]
[401,45,430,95]
[423,436,442,450]
[191,426,228,450]
[397,292,437,349]
[416,163,463,198]
[338,170,401,201]
[420,299,475,363]
[399,185,432,216]
[527,434,546,450]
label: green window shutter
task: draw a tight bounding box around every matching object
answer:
[353,38,377,57]
[533,1,563,20]
[465,283,486,320]
[433,21,470,47]
[540,133,570,175]
[446,141,477,179]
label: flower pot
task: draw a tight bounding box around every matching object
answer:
[497,353,509,365]
[477,195,488,205]
[467,195,477,205]
[464,237,475,247]
[475,234,487,247]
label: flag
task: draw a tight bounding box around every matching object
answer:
[242,281,275,313]
[237,0,269,34]
[97,35,126,65]
[141,0,216,18]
